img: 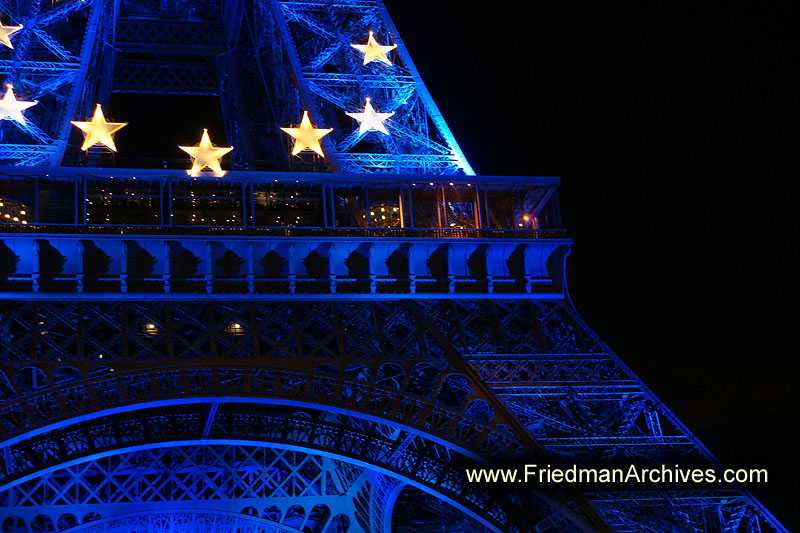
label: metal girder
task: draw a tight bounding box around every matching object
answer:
[0,60,80,74]
[2,445,374,531]
[0,407,521,532]
[267,0,474,174]
[0,297,787,532]
[0,0,106,166]
[0,365,521,463]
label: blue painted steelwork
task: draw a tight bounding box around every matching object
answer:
[0,0,789,532]
[0,0,110,166]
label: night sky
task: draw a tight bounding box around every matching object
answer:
[383,1,794,528]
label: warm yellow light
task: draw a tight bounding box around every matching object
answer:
[225,322,246,335]
[0,23,22,49]
[179,129,233,175]
[281,111,332,157]
[0,84,37,124]
[71,104,127,151]
[19,210,25,215]
[346,97,394,135]
[351,31,397,65]
[523,215,530,221]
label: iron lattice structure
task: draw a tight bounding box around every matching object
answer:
[0,0,788,532]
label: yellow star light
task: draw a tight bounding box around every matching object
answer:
[347,97,394,135]
[351,31,396,66]
[281,111,333,156]
[0,84,37,124]
[178,129,233,174]
[0,23,23,49]
[71,104,127,151]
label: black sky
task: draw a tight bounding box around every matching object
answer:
[383,0,795,528]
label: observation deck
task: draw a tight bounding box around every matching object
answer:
[0,167,569,300]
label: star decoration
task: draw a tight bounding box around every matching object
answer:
[0,84,37,124]
[347,97,394,135]
[71,104,127,151]
[0,23,23,49]
[351,31,396,66]
[178,129,233,174]
[281,111,332,156]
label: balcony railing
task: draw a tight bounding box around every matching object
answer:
[0,224,567,239]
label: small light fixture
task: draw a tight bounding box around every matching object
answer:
[142,323,159,335]
[225,322,246,335]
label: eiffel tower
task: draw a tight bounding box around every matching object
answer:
[0,0,788,531]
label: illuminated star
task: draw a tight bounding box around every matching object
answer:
[71,104,127,151]
[346,97,394,135]
[351,31,396,66]
[178,129,233,174]
[0,84,37,124]
[281,111,332,156]
[0,23,23,49]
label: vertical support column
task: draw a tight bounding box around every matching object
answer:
[120,240,127,293]
[205,242,213,294]
[367,242,376,294]
[407,243,415,294]
[287,243,295,294]
[77,240,85,293]
[246,242,255,294]
[484,243,494,294]
[162,241,171,294]
[32,240,40,293]
[444,243,454,293]
[328,243,336,294]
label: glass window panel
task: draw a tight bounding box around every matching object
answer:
[38,179,76,224]
[410,183,443,228]
[86,178,161,226]
[442,184,477,229]
[485,188,521,229]
[366,185,404,228]
[171,180,243,226]
[529,188,561,230]
[253,183,323,227]
[333,185,366,228]
[0,176,35,225]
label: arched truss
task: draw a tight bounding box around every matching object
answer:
[0,403,548,532]
[33,509,341,533]
[2,386,564,529]
[0,440,503,533]
[1,443,404,533]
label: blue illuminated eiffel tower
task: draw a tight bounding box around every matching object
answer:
[0,1,787,532]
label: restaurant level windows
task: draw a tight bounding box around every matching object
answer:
[366,185,404,228]
[333,186,367,228]
[253,183,324,227]
[86,178,161,226]
[171,180,243,226]
[411,182,476,229]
